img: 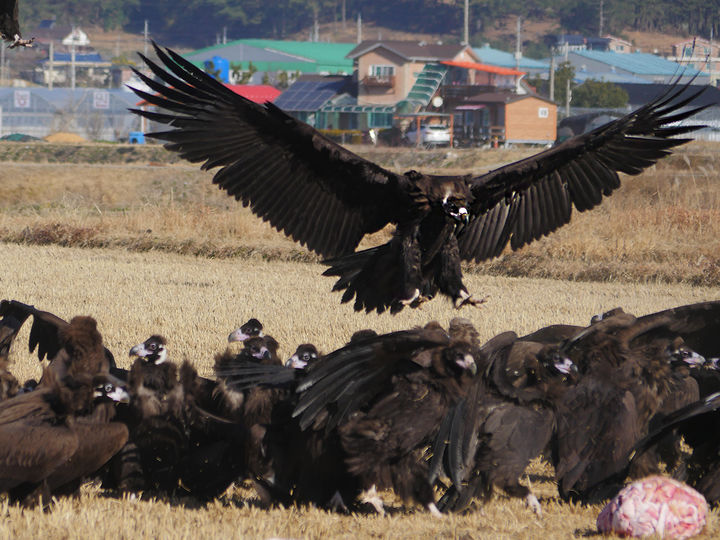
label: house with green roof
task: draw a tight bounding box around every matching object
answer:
[183,39,355,85]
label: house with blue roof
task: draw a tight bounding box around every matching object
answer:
[473,44,549,75]
[560,50,709,84]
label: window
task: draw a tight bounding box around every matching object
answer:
[538,107,549,119]
[369,65,395,77]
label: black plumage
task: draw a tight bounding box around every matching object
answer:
[552,301,720,502]
[0,314,129,507]
[0,299,119,380]
[107,335,186,495]
[433,330,577,514]
[130,42,705,314]
[0,1,31,48]
[293,320,478,515]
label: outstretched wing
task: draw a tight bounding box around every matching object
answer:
[0,299,67,362]
[459,83,707,262]
[631,300,720,357]
[0,299,117,371]
[130,43,413,258]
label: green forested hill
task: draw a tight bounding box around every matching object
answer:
[19,0,716,47]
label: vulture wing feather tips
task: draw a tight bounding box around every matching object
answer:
[460,82,707,261]
[130,43,706,314]
[131,42,409,260]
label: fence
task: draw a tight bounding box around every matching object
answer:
[0,87,142,141]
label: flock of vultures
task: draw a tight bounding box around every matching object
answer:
[0,27,719,533]
[2,298,720,518]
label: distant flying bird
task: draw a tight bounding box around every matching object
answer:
[0,1,33,48]
[130,43,706,314]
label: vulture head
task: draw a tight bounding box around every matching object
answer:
[228,318,264,343]
[129,335,168,365]
[667,337,706,368]
[437,342,477,377]
[92,374,131,404]
[242,336,272,362]
[286,344,319,370]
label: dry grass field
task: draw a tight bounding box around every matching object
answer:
[0,140,719,538]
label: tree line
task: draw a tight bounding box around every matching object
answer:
[19,0,719,48]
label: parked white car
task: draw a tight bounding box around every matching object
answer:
[404,124,451,147]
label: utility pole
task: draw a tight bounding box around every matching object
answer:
[0,42,5,86]
[599,0,604,36]
[565,78,571,116]
[710,25,715,86]
[514,16,522,71]
[357,12,362,44]
[48,41,54,89]
[144,20,149,58]
[342,0,346,30]
[463,0,469,45]
[223,26,227,44]
[549,51,555,101]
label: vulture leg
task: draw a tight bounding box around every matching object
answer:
[437,235,486,309]
[399,225,425,304]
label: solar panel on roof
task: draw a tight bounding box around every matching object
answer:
[275,78,348,112]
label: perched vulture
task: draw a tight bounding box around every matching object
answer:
[292,320,479,515]
[553,301,720,502]
[0,1,31,47]
[0,312,130,507]
[130,42,705,314]
[105,334,187,495]
[433,330,577,514]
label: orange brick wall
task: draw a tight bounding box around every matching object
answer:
[505,97,557,143]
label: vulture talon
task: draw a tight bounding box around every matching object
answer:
[526,493,542,516]
[454,291,487,310]
[359,485,385,515]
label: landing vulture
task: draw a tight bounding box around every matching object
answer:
[0,1,32,48]
[130,43,706,313]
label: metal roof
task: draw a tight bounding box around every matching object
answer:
[347,40,468,62]
[473,45,549,70]
[570,50,709,77]
[225,85,281,103]
[186,39,354,74]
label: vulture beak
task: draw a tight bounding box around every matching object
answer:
[553,356,577,375]
[228,329,250,343]
[228,327,264,343]
[685,350,707,367]
[129,343,149,358]
[251,347,270,361]
[443,200,470,224]
[286,354,307,369]
[456,354,477,375]
[106,385,131,404]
